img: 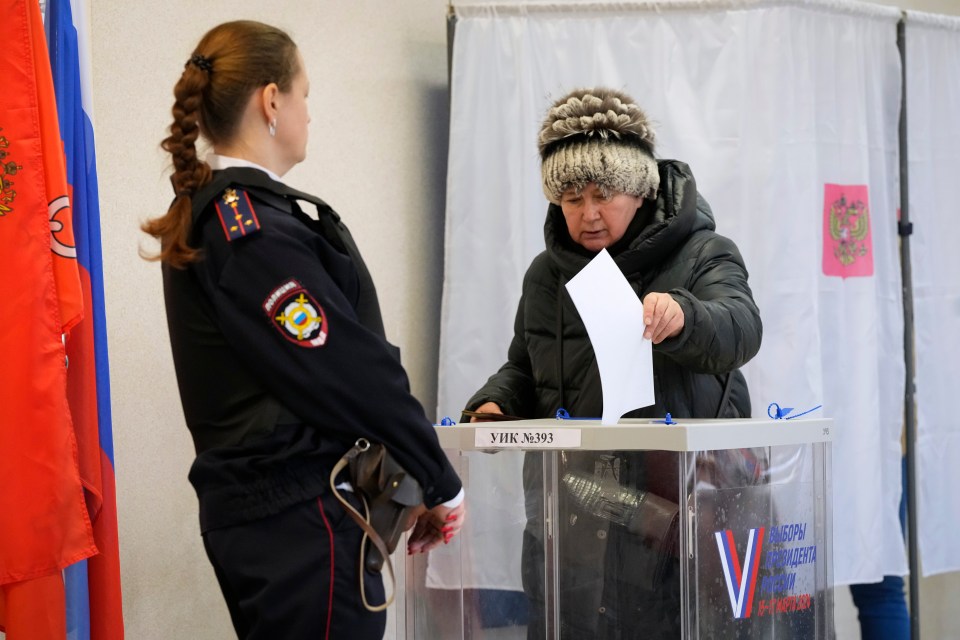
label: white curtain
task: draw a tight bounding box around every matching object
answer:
[437,0,906,588]
[906,11,960,577]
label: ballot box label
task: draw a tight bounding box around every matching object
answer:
[474,428,581,449]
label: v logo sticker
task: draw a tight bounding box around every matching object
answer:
[714,527,765,618]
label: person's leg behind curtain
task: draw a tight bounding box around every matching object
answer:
[848,456,910,639]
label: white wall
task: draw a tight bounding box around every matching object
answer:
[80,0,958,638]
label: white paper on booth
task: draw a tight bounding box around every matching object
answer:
[564,249,654,424]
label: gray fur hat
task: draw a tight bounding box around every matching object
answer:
[538,87,659,205]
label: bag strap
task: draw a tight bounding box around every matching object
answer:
[329,439,397,612]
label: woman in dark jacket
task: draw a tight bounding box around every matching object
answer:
[466,88,762,639]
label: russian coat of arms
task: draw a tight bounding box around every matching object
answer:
[822,184,873,278]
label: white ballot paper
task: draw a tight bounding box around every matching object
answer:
[564,249,654,424]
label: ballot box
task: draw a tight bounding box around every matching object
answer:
[403,418,833,639]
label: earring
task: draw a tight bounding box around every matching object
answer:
[268,119,277,137]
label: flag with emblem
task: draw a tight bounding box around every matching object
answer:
[46,0,125,637]
[0,0,97,637]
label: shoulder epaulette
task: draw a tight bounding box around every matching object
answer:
[213,186,261,242]
[190,167,341,240]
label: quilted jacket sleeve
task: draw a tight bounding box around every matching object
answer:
[655,231,763,375]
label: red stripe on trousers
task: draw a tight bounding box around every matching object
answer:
[317,498,335,640]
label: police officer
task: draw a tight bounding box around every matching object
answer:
[142,21,465,639]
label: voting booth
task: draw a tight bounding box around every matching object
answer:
[403,418,833,639]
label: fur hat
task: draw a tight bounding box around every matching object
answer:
[539,88,659,205]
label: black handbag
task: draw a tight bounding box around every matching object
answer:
[330,438,422,611]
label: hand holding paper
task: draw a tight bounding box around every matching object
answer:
[565,249,656,424]
[642,292,685,343]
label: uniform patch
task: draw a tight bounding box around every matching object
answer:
[215,187,261,241]
[263,279,329,347]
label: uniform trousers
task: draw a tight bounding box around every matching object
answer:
[202,491,387,639]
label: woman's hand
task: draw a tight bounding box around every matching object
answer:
[642,292,684,344]
[403,503,428,532]
[470,402,504,422]
[407,500,467,554]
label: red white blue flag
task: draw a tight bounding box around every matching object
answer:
[46,0,124,637]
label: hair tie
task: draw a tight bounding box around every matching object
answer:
[186,54,213,73]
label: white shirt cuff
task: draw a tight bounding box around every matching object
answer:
[440,488,465,509]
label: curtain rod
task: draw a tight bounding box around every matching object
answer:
[905,9,960,30]
[452,0,902,20]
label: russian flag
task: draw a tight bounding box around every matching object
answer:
[45,1,125,637]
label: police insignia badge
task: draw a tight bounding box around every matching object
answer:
[263,279,329,347]
[215,187,261,241]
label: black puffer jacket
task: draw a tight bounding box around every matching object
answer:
[468,160,762,422]
[466,161,762,639]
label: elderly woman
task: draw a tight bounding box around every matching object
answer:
[466,87,762,638]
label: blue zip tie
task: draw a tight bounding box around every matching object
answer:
[768,402,822,420]
[555,408,600,420]
[438,416,456,426]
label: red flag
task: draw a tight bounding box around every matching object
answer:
[0,0,97,636]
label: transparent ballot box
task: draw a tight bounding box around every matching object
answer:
[406,418,833,639]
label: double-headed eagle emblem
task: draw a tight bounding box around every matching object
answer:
[828,195,870,266]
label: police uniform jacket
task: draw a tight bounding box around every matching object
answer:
[163,167,461,532]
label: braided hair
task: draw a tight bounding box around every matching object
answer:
[142,20,299,268]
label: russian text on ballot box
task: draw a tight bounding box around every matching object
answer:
[474,427,582,449]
